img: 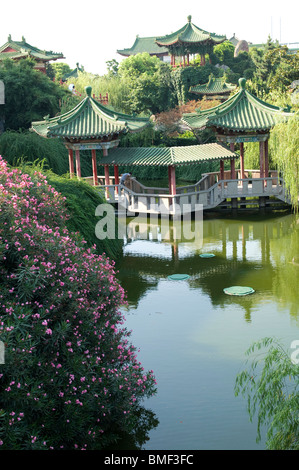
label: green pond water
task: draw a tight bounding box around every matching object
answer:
[116,210,299,450]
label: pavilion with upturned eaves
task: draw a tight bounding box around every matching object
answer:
[0,35,64,73]
[30,80,295,216]
[182,77,295,181]
[155,16,226,67]
[117,36,169,61]
[189,75,236,102]
[30,86,150,186]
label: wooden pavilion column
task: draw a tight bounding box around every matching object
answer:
[264,139,269,178]
[168,165,176,195]
[239,142,245,179]
[104,164,110,186]
[259,140,265,179]
[220,159,224,180]
[68,148,74,178]
[91,149,98,186]
[229,143,236,179]
[114,164,119,194]
[168,165,176,209]
[75,149,81,178]
[104,164,110,200]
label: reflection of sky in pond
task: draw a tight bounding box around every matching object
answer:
[123,240,173,259]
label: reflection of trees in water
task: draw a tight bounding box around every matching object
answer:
[270,217,299,319]
[117,213,298,321]
[104,406,159,450]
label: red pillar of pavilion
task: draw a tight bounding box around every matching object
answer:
[230,159,236,179]
[239,142,245,179]
[168,165,177,210]
[104,164,110,186]
[168,165,176,195]
[220,159,224,180]
[264,139,269,178]
[230,143,236,179]
[75,149,81,178]
[114,164,119,194]
[91,149,98,186]
[104,163,110,199]
[68,149,74,178]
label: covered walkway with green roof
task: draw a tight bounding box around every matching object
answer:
[99,142,237,197]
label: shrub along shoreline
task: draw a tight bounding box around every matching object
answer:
[0,156,156,449]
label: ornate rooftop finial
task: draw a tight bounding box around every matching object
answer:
[22,36,26,42]
[187,15,192,23]
[239,77,246,90]
[8,34,11,42]
[85,86,92,97]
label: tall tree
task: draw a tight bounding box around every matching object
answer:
[0,58,64,130]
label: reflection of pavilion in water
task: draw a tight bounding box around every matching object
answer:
[117,214,292,321]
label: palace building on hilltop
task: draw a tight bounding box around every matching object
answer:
[0,35,64,73]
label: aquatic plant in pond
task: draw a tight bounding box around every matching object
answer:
[0,156,156,450]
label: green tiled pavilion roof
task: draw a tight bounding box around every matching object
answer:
[182,78,294,132]
[31,86,150,140]
[62,63,84,81]
[117,36,168,56]
[99,143,236,167]
[190,75,236,96]
[156,16,226,47]
[0,35,64,62]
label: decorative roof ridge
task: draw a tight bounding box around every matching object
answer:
[244,88,293,115]
[90,96,150,123]
[0,36,64,57]
[156,22,187,43]
[47,96,90,130]
[170,147,175,163]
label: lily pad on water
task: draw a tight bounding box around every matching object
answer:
[168,274,190,281]
[223,286,255,296]
[199,253,215,258]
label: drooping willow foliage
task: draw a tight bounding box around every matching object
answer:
[235,337,299,450]
[270,114,299,210]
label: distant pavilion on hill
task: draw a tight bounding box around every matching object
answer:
[155,15,226,66]
[189,75,236,101]
[117,36,169,61]
[0,35,64,73]
[117,16,226,67]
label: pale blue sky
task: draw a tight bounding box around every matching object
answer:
[2,0,298,75]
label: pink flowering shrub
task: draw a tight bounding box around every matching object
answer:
[0,156,156,450]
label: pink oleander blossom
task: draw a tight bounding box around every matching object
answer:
[0,156,157,450]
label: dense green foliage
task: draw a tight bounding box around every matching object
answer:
[235,337,299,450]
[0,157,156,449]
[0,130,94,176]
[270,114,299,209]
[0,58,66,131]
[18,162,123,259]
[0,130,74,175]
